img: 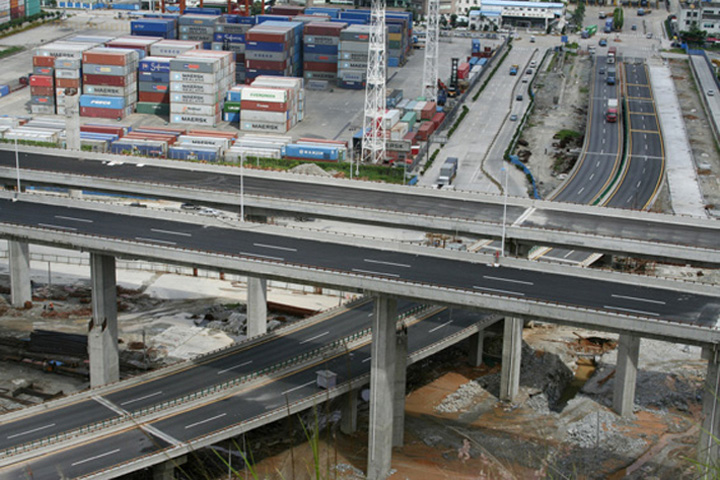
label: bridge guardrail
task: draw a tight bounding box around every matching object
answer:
[0,304,433,459]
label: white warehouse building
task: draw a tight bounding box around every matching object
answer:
[678,1,720,37]
[466,0,564,30]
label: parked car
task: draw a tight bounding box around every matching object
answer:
[632,24,637,30]
[708,89,715,96]
[646,32,653,39]
[510,114,518,121]
[516,94,523,101]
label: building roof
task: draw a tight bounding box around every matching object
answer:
[481,0,564,9]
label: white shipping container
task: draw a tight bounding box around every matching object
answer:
[55,69,82,79]
[225,146,281,162]
[390,122,409,140]
[171,113,221,126]
[241,121,289,134]
[30,105,56,115]
[382,109,401,129]
[241,87,289,103]
[413,101,427,114]
[241,134,293,144]
[170,70,223,84]
[170,103,220,116]
[178,135,231,150]
[170,82,219,94]
[241,109,289,124]
[170,92,220,105]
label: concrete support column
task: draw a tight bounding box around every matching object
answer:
[699,347,720,474]
[89,253,119,388]
[153,455,186,480]
[367,296,397,480]
[340,388,358,435]
[612,334,640,417]
[499,317,523,402]
[393,324,408,447]
[9,241,31,308]
[468,331,484,367]
[246,276,267,338]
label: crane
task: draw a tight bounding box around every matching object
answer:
[361,0,387,164]
[421,0,440,103]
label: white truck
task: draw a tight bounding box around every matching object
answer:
[437,157,459,186]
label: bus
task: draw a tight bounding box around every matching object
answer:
[607,46,617,64]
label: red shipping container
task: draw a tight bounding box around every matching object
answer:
[403,131,417,145]
[33,56,55,67]
[303,61,337,72]
[136,126,186,135]
[125,132,177,144]
[240,100,288,112]
[271,5,304,15]
[30,75,53,87]
[138,91,170,103]
[83,73,136,87]
[303,23,346,36]
[30,86,54,96]
[246,59,289,70]
[421,104,434,120]
[82,51,133,66]
[416,122,434,142]
[56,78,81,89]
[431,112,445,129]
[81,106,128,119]
[80,125,127,137]
[246,32,290,43]
[188,129,237,139]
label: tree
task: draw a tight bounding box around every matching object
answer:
[450,13,458,28]
[572,2,585,32]
[613,7,624,31]
[680,22,708,45]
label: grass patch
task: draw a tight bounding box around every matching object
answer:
[448,105,469,138]
[0,138,56,148]
[239,156,407,184]
[0,11,62,40]
[0,46,23,59]
[421,148,440,174]
[554,129,582,142]
[579,86,589,94]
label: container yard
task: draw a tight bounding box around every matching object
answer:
[0,6,501,168]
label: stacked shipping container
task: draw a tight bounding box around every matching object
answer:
[303,22,345,88]
[213,16,253,84]
[131,18,178,39]
[240,76,303,134]
[178,14,221,47]
[80,47,139,119]
[245,21,302,83]
[337,25,371,89]
[137,56,171,115]
[0,0,8,25]
[169,49,234,126]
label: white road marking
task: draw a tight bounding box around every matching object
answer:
[218,360,253,374]
[142,424,181,446]
[611,294,666,305]
[38,223,77,231]
[151,228,191,237]
[596,161,601,167]
[589,173,595,180]
[429,320,453,333]
[71,449,121,466]
[239,251,284,261]
[185,413,226,429]
[578,187,585,195]
[136,164,145,167]
[637,181,642,187]
[604,305,660,317]
[483,275,534,286]
[512,207,536,226]
[120,391,163,406]
[281,380,316,396]
[300,331,330,344]
[92,396,126,416]
[55,215,93,223]
[563,250,575,258]
[362,356,372,363]
[352,268,400,278]
[602,138,606,144]
[7,423,56,439]
[253,243,297,252]
[473,286,525,296]
[135,237,176,246]
[364,258,411,268]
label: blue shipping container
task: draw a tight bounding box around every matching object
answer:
[223,111,240,122]
[283,144,339,161]
[184,7,222,15]
[139,59,171,73]
[0,85,9,97]
[131,19,175,33]
[80,95,127,109]
[213,32,245,42]
[245,41,287,52]
[303,43,337,55]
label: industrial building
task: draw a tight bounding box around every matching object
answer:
[467,0,564,29]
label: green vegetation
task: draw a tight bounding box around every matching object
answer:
[0,11,61,37]
[555,129,582,142]
[0,46,23,59]
[680,23,708,46]
[566,41,579,50]
[422,148,440,174]
[613,7,624,31]
[473,41,513,102]
[571,2,585,32]
[238,156,407,184]
[447,105,469,138]
[0,138,56,148]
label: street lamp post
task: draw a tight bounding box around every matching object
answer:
[500,166,508,257]
[13,137,20,202]
[240,152,245,222]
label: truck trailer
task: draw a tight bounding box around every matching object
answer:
[606,98,619,122]
[437,157,459,186]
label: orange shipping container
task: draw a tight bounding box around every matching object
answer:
[55,78,81,89]
[33,56,55,67]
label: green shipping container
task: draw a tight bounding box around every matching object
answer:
[24,0,40,17]
[401,111,416,130]
[389,41,402,49]
[136,102,170,115]
[223,101,241,113]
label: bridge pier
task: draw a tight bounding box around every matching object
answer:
[698,347,720,473]
[613,334,640,417]
[367,295,397,480]
[9,240,31,307]
[341,388,358,435]
[500,317,523,402]
[89,253,119,387]
[468,331,485,367]
[393,323,408,447]
[246,276,267,338]
[153,455,186,480]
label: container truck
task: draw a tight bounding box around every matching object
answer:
[606,98,619,122]
[437,157,458,186]
[607,46,617,64]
